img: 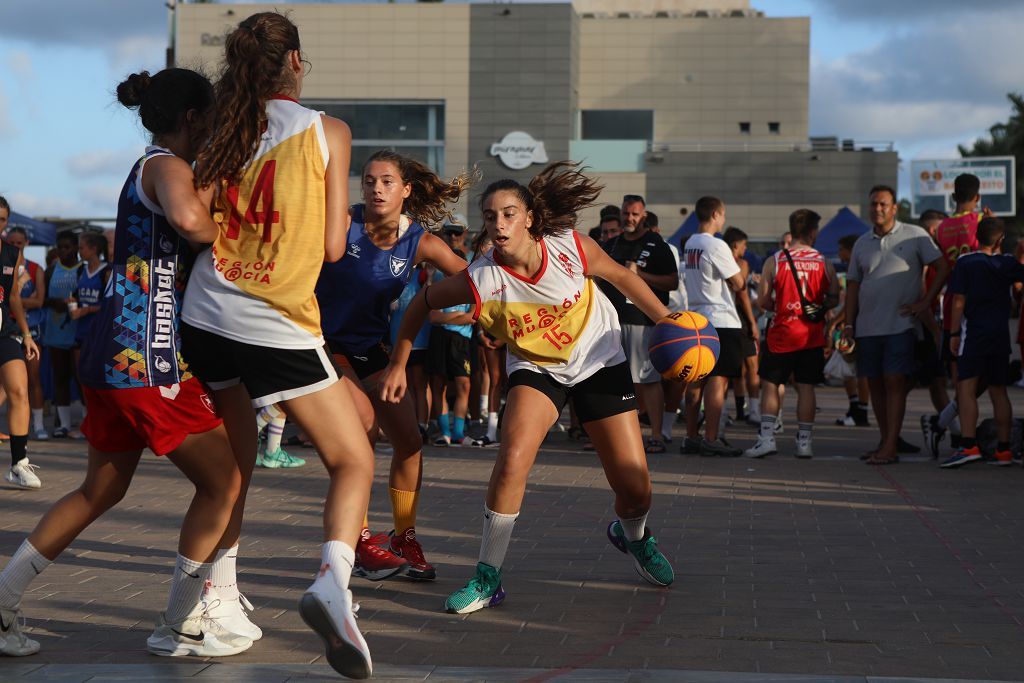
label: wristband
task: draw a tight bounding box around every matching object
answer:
[949,330,961,337]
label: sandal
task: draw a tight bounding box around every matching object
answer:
[644,437,667,454]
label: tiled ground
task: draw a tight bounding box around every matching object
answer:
[1,386,1022,682]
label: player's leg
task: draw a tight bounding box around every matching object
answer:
[0,351,35,489]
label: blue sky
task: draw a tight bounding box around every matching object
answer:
[1,0,1021,220]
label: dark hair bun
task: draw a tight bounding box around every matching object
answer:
[116,71,152,108]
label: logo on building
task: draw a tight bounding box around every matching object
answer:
[490,131,549,170]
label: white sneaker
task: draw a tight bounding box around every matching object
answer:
[300,566,372,679]
[774,417,784,434]
[795,436,813,459]
[0,607,40,656]
[32,429,48,441]
[5,460,41,490]
[454,436,475,447]
[743,435,777,459]
[202,593,262,641]
[146,608,253,657]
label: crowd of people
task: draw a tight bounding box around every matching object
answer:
[0,9,1022,680]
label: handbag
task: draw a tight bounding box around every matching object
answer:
[782,249,826,323]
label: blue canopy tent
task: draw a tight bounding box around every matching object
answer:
[815,207,869,260]
[6,211,58,246]
[666,212,700,250]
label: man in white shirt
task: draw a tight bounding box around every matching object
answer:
[680,196,750,456]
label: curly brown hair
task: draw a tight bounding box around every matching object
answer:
[363,150,476,228]
[478,161,602,238]
[194,12,301,187]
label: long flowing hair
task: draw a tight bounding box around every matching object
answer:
[194,12,300,187]
[478,161,602,238]
[363,150,476,228]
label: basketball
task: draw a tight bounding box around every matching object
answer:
[648,311,720,383]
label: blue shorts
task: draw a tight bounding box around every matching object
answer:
[956,352,1010,386]
[856,330,916,379]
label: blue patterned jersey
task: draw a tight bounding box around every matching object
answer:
[78,147,193,388]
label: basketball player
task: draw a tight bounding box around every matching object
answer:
[3,227,47,440]
[380,162,675,614]
[187,12,373,678]
[316,150,472,582]
[0,68,250,659]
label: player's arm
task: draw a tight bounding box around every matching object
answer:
[429,308,474,325]
[948,293,965,356]
[416,232,468,276]
[902,253,949,317]
[582,235,670,322]
[322,115,353,262]
[10,252,39,361]
[146,155,219,243]
[757,256,776,312]
[823,259,840,310]
[380,275,474,403]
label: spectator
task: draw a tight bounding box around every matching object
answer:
[680,196,748,456]
[41,232,81,438]
[827,233,870,426]
[599,207,622,243]
[940,217,1024,468]
[744,210,838,459]
[4,227,47,440]
[841,186,947,465]
[722,227,760,425]
[599,194,678,453]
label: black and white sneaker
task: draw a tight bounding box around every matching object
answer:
[699,438,742,457]
[147,608,253,657]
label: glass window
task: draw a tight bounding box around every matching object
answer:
[739,122,751,134]
[768,122,780,135]
[580,110,653,141]
[304,100,445,175]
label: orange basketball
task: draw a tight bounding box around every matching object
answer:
[648,311,720,383]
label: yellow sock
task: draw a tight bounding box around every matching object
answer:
[389,487,419,533]
[362,512,369,532]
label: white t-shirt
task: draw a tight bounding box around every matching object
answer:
[667,242,688,311]
[680,232,742,329]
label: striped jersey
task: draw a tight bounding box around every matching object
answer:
[465,231,624,385]
[78,146,194,388]
[183,96,330,348]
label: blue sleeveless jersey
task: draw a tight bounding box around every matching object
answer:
[74,263,109,343]
[41,262,80,349]
[19,261,44,329]
[317,205,424,353]
[78,147,194,389]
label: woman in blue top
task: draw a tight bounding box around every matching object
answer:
[316,150,471,582]
[69,231,111,397]
[42,232,81,437]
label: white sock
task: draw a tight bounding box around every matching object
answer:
[31,409,44,432]
[321,540,355,591]
[479,395,489,415]
[479,506,518,570]
[797,422,814,441]
[486,412,499,442]
[619,512,648,542]
[0,539,51,609]
[56,405,71,429]
[749,398,760,417]
[266,415,285,453]
[662,412,676,440]
[165,555,211,623]
[209,545,239,602]
[760,414,776,439]
[938,399,958,430]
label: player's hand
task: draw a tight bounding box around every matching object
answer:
[378,362,408,404]
[982,206,994,218]
[69,307,86,320]
[949,336,960,356]
[900,299,929,317]
[23,336,39,361]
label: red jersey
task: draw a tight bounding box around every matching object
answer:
[937,211,980,330]
[767,247,830,354]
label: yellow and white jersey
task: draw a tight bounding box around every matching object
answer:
[183,96,329,348]
[466,231,624,385]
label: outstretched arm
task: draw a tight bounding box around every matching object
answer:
[416,232,468,276]
[581,235,670,322]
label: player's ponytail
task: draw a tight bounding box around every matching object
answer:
[195,12,301,187]
[116,69,213,139]
[363,150,476,228]
[479,162,601,239]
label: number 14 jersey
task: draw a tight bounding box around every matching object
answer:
[466,231,624,385]
[183,96,329,349]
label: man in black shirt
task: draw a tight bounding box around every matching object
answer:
[598,194,678,453]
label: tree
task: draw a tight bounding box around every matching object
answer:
[959,92,1023,236]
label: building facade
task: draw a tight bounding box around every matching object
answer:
[173,0,896,238]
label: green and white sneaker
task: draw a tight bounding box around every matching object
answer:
[607,521,675,587]
[444,562,505,614]
[258,446,306,469]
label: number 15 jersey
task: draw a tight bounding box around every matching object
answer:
[466,231,624,386]
[183,96,329,349]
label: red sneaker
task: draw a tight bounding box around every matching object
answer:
[390,527,436,581]
[989,449,1014,467]
[354,528,407,581]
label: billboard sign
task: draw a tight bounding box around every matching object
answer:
[910,156,1016,217]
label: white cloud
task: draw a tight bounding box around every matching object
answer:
[4,191,85,219]
[66,148,139,179]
